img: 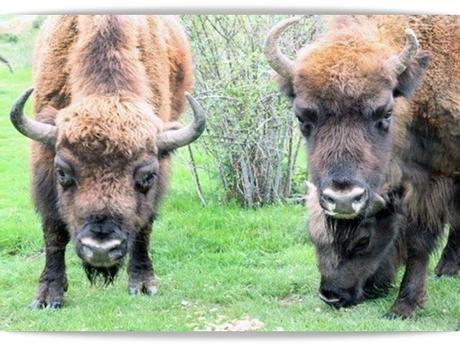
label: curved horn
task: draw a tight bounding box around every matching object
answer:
[264,16,304,80]
[10,88,57,146]
[156,92,207,152]
[388,28,420,75]
[368,192,386,216]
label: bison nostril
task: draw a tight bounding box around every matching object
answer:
[322,194,335,205]
[321,186,368,216]
[78,237,126,265]
[352,192,365,203]
[319,288,343,305]
[353,189,368,205]
[81,245,93,259]
[108,248,123,261]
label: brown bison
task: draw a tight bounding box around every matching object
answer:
[10,15,206,308]
[265,15,460,318]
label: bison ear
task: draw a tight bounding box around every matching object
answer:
[393,50,431,98]
[274,73,296,99]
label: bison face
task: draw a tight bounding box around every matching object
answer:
[53,150,161,271]
[308,192,402,308]
[48,97,171,277]
[265,17,430,220]
[295,91,394,219]
[10,91,206,281]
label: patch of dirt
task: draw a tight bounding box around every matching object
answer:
[279,294,303,305]
[202,318,265,332]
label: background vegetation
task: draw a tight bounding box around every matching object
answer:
[182,15,320,207]
[0,15,458,332]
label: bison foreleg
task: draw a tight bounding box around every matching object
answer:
[435,227,460,277]
[386,219,439,319]
[386,251,429,319]
[127,228,157,296]
[32,219,70,309]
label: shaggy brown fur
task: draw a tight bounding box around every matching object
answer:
[27,15,194,308]
[273,15,460,318]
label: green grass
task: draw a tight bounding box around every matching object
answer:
[0,68,459,332]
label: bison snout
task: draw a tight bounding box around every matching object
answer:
[319,284,357,308]
[320,186,368,219]
[76,220,128,267]
[77,237,127,267]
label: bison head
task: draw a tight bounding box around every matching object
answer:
[10,90,205,280]
[265,17,430,307]
[306,184,404,307]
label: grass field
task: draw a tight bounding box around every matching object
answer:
[0,67,459,332]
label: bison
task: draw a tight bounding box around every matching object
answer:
[10,15,206,308]
[265,15,460,318]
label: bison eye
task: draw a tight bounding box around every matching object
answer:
[375,110,392,132]
[351,236,370,255]
[54,156,76,189]
[294,107,317,137]
[134,160,159,193]
[135,170,157,193]
[56,167,75,188]
[300,123,313,137]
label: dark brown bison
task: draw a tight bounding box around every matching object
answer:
[265,15,460,318]
[10,15,206,309]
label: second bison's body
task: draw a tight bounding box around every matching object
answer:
[266,15,460,318]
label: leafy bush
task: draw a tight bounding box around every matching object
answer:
[0,33,18,43]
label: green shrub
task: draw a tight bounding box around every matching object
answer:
[182,15,318,207]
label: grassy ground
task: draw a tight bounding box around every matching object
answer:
[0,68,459,332]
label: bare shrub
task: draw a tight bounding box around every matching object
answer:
[182,15,320,207]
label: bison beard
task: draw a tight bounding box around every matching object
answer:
[83,262,122,286]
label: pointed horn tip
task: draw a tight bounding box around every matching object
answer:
[265,17,303,80]
[185,93,207,124]
[268,16,305,34]
[19,87,34,102]
[373,193,386,204]
[285,16,306,23]
[404,28,419,47]
[156,92,207,152]
[404,28,416,38]
[369,192,386,215]
[184,92,198,107]
[10,87,57,146]
[11,88,34,117]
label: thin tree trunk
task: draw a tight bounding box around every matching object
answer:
[0,55,13,73]
[187,145,207,206]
